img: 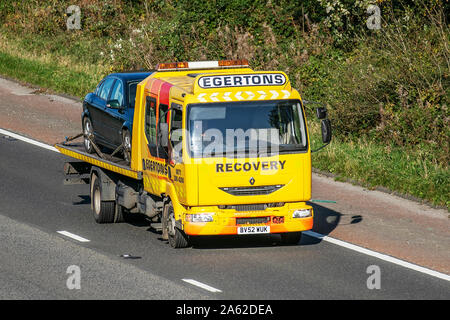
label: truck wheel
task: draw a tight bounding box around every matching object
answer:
[91,173,115,223]
[114,201,126,223]
[163,202,189,248]
[122,130,131,163]
[83,117,95,154]
[280,232,302,245]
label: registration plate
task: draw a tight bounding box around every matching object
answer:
[237,226,270,234]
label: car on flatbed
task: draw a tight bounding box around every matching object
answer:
[82,71,153,162]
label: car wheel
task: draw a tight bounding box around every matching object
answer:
[83,118,95,154]
[122,130,132,163]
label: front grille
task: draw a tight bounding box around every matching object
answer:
[219,185,283,196]
[218,203,284,211]
[236,217,270,225]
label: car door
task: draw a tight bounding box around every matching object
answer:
[91,77,115,142]
[102,78,125,147]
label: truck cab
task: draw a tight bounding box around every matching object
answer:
[130,60,323,247]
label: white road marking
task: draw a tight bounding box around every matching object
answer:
[57,231,91,243]
[303,231,450,282]
[3,128,450,283]
[0,128,59,152]
[182,279,222,293]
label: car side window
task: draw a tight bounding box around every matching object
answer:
[99,78,115,100]
[128,81,138,108]
[109,80,124,106]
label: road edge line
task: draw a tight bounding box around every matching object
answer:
[0,128,59,153]
[304,230,450,282]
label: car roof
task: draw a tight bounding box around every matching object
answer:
[108,71,154,82]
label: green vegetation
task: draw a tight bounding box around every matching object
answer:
[0,0,448,208]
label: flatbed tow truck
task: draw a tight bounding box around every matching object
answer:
[56,59,331,248]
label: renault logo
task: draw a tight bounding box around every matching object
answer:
[249,177,255,185]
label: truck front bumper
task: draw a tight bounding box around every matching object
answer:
[182,202,313,236]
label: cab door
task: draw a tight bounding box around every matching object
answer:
[168,102,186,204]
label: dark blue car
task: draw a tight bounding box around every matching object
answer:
[82,71,152,162]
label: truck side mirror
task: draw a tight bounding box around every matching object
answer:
[159,123,169,148]
[321,119,332,144]
[316,107,327,119]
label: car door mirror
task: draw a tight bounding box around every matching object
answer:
[106,99,121,109]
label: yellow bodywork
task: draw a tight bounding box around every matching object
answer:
[132,67,314,236]
[58,65,314,236]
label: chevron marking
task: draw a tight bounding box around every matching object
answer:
[257,91,267,100]
[245,91,255,100]
[223,92,232,101]
[281,90,291,99]
[270,90,279,99]
[197,93,207,102]
[210,92,219,102]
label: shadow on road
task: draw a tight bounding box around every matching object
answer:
[309,202,363,236]
[74,194,362,249]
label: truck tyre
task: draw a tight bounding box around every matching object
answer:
[91,173,115,223]
[280,232,302,245]
[163,202,189,248]
[122,130,131,163]
[83,117,95,154]
[114,201,126,223]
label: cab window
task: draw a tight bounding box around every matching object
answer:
[145,96,158,157]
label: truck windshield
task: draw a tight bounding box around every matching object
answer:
[186,100,307,158]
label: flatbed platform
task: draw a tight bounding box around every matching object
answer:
[55,142,142,180]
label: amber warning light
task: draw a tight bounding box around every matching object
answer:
[156,59,249,71]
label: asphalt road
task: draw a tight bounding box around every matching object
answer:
[0,134,449,300]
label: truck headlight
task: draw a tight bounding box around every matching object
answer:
[185,213,214,223]
[292,209,311,218]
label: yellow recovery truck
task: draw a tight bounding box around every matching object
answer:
[56,60,332,248]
